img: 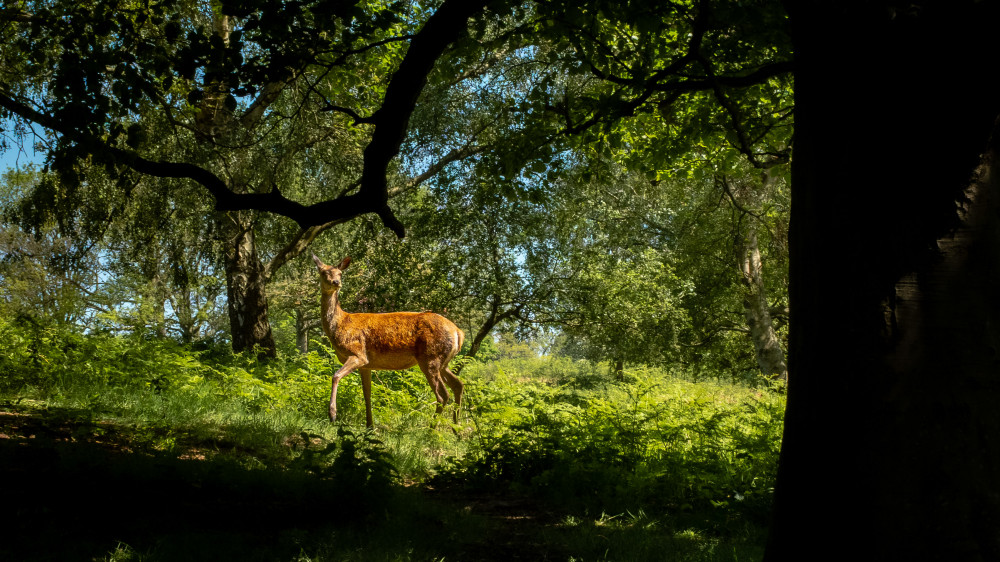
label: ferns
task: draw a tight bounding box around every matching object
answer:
[0,318,784,560]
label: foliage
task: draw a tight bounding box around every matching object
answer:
[0,0,793,373]
[0,319,783,560]
[1,0,501,356]
[449,359,783,524]
[0,167,99,324]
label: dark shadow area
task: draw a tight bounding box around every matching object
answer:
[0,406,762,561]
[0,408,380,561]
[0,407,575,562]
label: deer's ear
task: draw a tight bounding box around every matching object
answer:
[312,254,325,268]
[337,256,352,270]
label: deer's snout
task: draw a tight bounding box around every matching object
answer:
[320,272,342,289]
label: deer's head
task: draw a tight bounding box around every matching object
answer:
[313,255,351,294]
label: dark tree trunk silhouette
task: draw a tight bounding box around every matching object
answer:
[768,2,1000,558]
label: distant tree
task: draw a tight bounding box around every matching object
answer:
[0,0,503,355]
[100,177,227,342]
[520,0,792,376]
[720,172,787,381]
[0,0,792,356]
[0,167,105,325]
[534,159,788,380]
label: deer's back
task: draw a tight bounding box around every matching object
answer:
[334,311,461,369]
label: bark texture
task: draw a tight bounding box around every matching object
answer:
[222,213,275,358]
[768,1,1000,558]
[739,229,786,381]
[295,307,311,354]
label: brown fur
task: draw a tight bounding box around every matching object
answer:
[313,255,464,428]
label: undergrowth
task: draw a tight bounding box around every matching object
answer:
[0,316,784,561]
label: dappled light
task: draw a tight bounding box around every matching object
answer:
[0,317,783,560]
[12,0,1000,559]
[0,0,801,556]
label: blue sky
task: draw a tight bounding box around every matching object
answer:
[1,119,46,172]
[1,145,42,171]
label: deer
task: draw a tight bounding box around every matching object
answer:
[312,254,465,429]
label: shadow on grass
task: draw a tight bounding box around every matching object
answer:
[0,406,407,561]
[0,406,766,561]
[0,406,574,562]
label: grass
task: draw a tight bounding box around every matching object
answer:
[0,319,784,561]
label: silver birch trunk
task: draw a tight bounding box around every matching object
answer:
[739,228,787,381]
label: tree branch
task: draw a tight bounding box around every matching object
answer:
[239,80,290,130]
[265,142,485,278]
[0,0,492,239]
[0,8,33,24]
[697,54,791,168]
[264,222,335,281]
[718,175,763,220]
[319,103,376,125]
[0,87,394,230]
[358,0,491,237]
[387,144,485,198]
[325,34,417,66]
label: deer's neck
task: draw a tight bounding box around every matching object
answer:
[321,289,346,333]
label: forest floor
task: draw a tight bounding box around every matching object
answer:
[0,405,576,561]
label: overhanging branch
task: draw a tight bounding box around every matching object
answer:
[0,0,493,238]
[0,88,398,231]
[357,0,491,237]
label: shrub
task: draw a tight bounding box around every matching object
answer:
[440,360,784,523]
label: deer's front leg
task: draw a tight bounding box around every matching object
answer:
[330,355,367,423]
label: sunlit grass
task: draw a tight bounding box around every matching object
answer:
[0,319,782,561]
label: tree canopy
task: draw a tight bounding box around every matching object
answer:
[0,0,790,228]
[0,0,793,366]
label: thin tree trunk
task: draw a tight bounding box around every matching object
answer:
[173,286,197,344]
[149,273,169,339]
[466,298,521,359]
[467,308,498,359]
[295,306,310,354]
[739,229,787,381]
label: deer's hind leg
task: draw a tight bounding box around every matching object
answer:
[360,368,374,429]
[418,359,450,415]
[440,366,464,423]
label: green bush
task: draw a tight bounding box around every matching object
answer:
[443,361,784,524]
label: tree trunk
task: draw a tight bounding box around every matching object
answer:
[768,2,1000,558]
[149,273,169,339]
[295,306,310,354]
[739,228,787,381]
[173,287,198,344]
[466,297,520,359]
[467,315,496,359]
[221,212,276,358]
